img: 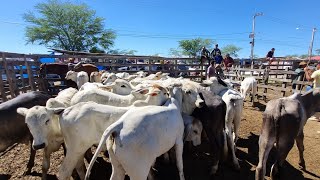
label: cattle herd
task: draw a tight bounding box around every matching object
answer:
[0,65,319,180]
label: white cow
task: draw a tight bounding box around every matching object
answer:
[85,87,186,180]
[240,76,257,103]
[17,86,169,180]
[102,73,117,85]
[46,87,78,108]
[65,71,89,89]
[70,87,148,106]
[105,79,136,95]
[201,77,243,170]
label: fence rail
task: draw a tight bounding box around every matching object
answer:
[0,51,317,103]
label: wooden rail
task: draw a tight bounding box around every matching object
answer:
[0,51,316,102]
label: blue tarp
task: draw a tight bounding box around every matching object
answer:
[40,52,55,63]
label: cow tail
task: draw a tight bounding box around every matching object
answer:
[85,123,121,180]
[274,99,283,153]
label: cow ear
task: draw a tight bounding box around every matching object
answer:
[48,108,65,115]
[133,88,149,95]
[17,107,28,117]
[217,77,228,87]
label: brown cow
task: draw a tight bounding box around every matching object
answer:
[256,89,320,180]
[40,63,99,92]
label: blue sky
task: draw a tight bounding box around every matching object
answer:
[0,0,320,58]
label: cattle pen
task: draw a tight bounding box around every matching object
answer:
[0,51,320,180]
[0,51,317,102]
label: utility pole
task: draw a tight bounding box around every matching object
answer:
[308,28,317,61]
[250,12,263,67]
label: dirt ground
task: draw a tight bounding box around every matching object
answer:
[0,100,319,180]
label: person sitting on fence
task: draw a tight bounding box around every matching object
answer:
[211,44,223,64]
[223,53,234,71]
[200,46,210,64]
[207,60,216,79]
[304,62,320,91]
[265,48,276,65]
[292,61,307,90]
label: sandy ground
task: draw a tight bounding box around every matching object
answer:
[0,100,319,180]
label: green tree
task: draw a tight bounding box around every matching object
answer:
[107,49,137,55]
[315,49,320,55]
[221,44,242,57]
[300,54,308,59]
[169,48,182,57]
[23,0,116,51]
[178,38,214,57]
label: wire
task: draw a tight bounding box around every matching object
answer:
[263,15,316,30]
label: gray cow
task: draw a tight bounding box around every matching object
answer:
[256,89,320,180]
[0,91,51,174]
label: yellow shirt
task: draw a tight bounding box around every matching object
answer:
[311,70,320,88]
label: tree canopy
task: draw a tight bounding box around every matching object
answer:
[221,44,242,57]
[23,0,116,51]
[175,38,214,57]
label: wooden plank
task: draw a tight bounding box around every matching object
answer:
[24,55,36,91]
[19,65,26,93]
[2,53,15,98]
[10,63,19,96]
[257,84,292,92]
[0,69,7,102]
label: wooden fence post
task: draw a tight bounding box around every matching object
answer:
[24,55,36,91]
[19,65,26,93]
[0,68,7,102]
[281,67,289,97]
[2,53,16,98]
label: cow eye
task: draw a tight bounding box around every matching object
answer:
[45,119,50,125]
[193,130,198,134]
[121,85,126,88]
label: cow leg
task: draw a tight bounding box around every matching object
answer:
[108,149,126,180]
[42,147,51,180]
[24,139,36,175]
[75,155,86,180]
[270,139,295,180]
[175,139,185,180]
[225,112,240,170]
[255,133,276,180]
[58,150,81,180]
[295,132,306,169]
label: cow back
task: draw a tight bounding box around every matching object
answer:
[74,64,98,77]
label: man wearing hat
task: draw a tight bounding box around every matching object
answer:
[292,61,307,89]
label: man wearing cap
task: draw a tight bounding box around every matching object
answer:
[292,61,307,89]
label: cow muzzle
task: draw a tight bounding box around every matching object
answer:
[33,143,46,150]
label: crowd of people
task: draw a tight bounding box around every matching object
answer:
[200,44,235,79]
